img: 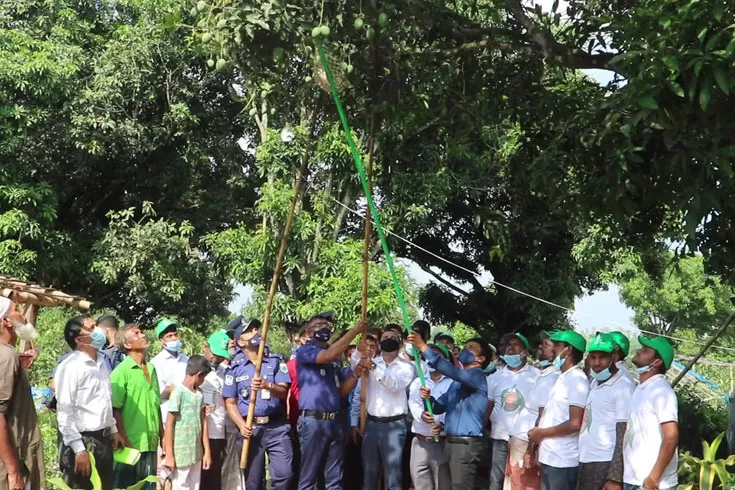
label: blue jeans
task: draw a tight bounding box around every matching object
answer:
[489,439,509,490]
[540,463,578,490]
[624,485,676,490]
[362,419,407,490]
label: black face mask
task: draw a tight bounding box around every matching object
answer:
[380,338,400,353]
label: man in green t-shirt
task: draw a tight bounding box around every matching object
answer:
[111,324,162,490]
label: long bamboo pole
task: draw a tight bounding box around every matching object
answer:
[359,114,376,435]
[671,312,735,387]
[240,167,305,469]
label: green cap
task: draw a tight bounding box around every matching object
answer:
[207,330,231,359]
[608,331,630,358]
[638,335,675,369]
[511,333,530,351]
[549,329,587,353]
[155,318,178,338]
[586,332,616,353]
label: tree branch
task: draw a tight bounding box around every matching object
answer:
[419,263,471,297]
[504,0,617,71]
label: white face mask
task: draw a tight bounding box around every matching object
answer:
[404,343,415,356]
[13,320,38,342]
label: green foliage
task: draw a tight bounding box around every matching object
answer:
[679,432,735,490]
[677,386,730,459]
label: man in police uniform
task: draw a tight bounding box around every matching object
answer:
[296,313,366,490]
[224,317,293,490]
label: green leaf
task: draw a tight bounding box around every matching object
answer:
[698,27,709,43]
[700,76,713,110]
[88,450,102,490]
[637,94,659,109]
[668,80,685,97]
[125,476,160,490]
[620,123,632,137]
[713,67,729,94]
[714,3,724,21]
[700,462,716,490]
[46,478,74,490]
[663,55,679,73]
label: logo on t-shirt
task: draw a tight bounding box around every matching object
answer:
[582,404,592,432]
[501,386,525,412]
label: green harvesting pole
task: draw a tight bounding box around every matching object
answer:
[316,40,436,424]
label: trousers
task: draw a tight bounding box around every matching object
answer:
[60,429,114,490]
[489,439,509,490]
[297,416,344,490]
[362,419,406,490]
[446,437,486,490]
[409,437,450,490]
[237,420,293,490]
[200,438,226,489]
[540,463,578,490]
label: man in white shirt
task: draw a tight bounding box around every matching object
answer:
[528,330,589,490]
[487,333,539,490]
[577,333,635,490]
[623,336,678,490]
[508,331,559,490]
[351,325,416,490]
[56,315,125,490]
[408,344,453,490]
[200,329,234,489]
[150,318,190,422]
[608,331,635,385]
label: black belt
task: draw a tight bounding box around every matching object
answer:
[446,436,483,444]
[82,427,111,438]
[253,414,284,425]
[367,414,406,423]
[301,410,339,420]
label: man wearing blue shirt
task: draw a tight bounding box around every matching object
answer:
[408,333,492,490]
[224,318,293,490]
[296,314,365,490]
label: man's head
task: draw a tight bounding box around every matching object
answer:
[502,333,530,369]
[303,315,333,345]
[0,297,27,346]
[380,327,403,354]
[434,333,455,353]
[608,331,630,364]
[155,318,181,354]
[537,331,555,363]
[632,336,674,375]
[96,315,119,347]
[459,338,492,369]
[585,333,617,382]
[430,343,450,362]
[231,316,263,351]
[186,354,212,388]
[64,315,100,352]
[411,320,431,342]
[345,344,357,363]
[549,330,586,368]
[117,324,149,354]
[364,335,378,358]
[204,330,231,367]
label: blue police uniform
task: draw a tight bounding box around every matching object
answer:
[296,340,351,490]
[223,350,293,490]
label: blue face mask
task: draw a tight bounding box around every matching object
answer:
[483,363,497,374]
[590,367,613,382]
[165,339,182,353]
[538,360,551,369]
[501,354,523,369]
[636,365,652,374]
[553,354,564,370]
[249,333,262,348]
[89,327,107,351]
[459,349,476,365]
[313,328,332,342]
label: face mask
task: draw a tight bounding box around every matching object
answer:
[636,365,652,374]
[313,328,332,342]
[380,338,399,353]
[165,339,182,353]
[248,333,262,348]
[228,346,237,358]
[501,354,523,369]
[13,320,39,342]
[538,360,551,368]
[483,363,497,374]
[89,327,107,351]
[459,349,476,365]
[590,367,612,382]
[404,343,415,356]
[553,354,565,370]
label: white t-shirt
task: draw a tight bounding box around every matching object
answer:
[487,363,539,441]
[510,366,560,441]
[623,374,678,488]
[579,370,635,463]
[150,349,189,421]
[538,366,590,468]
[201,364,227,439]
[616,360,636,385]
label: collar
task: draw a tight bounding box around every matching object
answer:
[504,362,532,374]
[592,368,623,389]
[560,365,582,376]
[638,373,665,388]
[539,365,557,376]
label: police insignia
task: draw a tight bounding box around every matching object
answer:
[225,375,234,385]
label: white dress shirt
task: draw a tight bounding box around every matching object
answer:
[351,351,416,417]
[56,350,117,453]
[150,349,189,421]
[201,363,227,439]
[408,374,452,436]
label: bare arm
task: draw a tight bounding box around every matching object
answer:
[164,412,176,468]
[201,408,210,456]
[340,367,363,398]
[267,382,289,400]
[161,384,175,401]
[315,324,365,364]
[649,422,679,482]
[112,409,130,447]
[606,422,626,483]
[530,405,584,442]
[225,398,246,432]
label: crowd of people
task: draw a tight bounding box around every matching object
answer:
[0,295,680,490]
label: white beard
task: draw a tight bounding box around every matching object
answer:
[14,320,39,342]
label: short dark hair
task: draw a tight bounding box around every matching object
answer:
[411,320,430,341]
[654,352,668,375]
[64,316,90,350]
[96,315,119,329]
[367,326,383,339]
[467,337,493,368]
[383,324,403,336]
[570,346,584,365]
[186,355,212,376]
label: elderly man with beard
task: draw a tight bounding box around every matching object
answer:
[0,297,43,490]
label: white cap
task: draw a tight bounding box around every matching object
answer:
[0,297,10,319]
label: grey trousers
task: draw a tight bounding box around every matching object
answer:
[446,438,486,490]
[489,439,509,490]
[222,429,245,490]
[540,463,578,490]
[409,437,450,490]
[362,419,406,490]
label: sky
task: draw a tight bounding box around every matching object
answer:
[228,0,636,334]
